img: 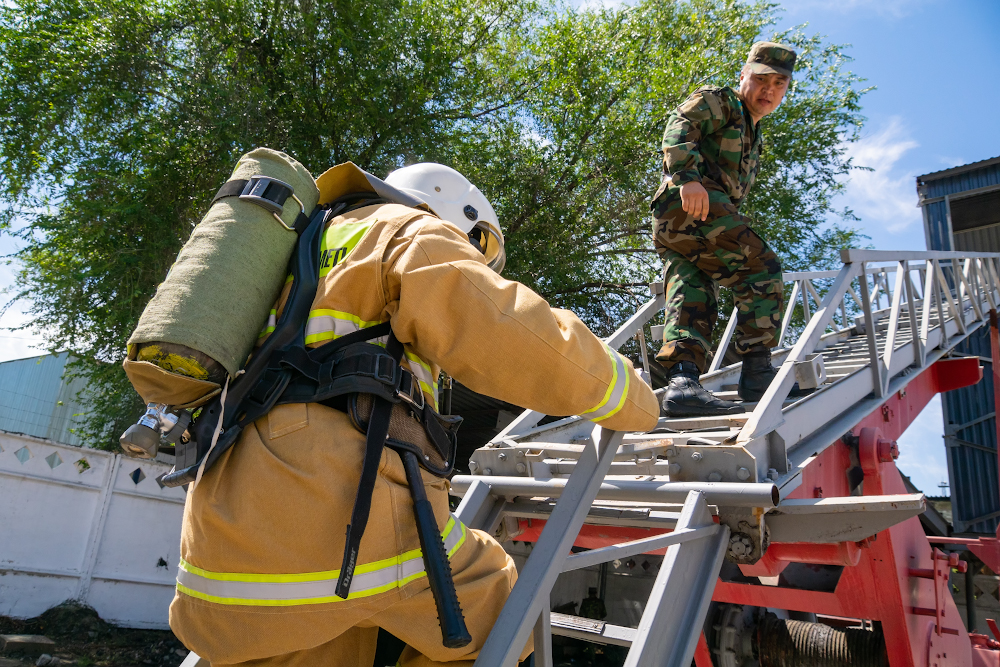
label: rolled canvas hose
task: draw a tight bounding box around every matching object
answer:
[129,148,320,377]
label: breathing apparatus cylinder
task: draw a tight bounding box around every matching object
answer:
[127,148,320,383]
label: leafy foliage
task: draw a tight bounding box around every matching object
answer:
[0,0,868,448]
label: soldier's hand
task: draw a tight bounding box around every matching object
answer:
[680,181,710,222]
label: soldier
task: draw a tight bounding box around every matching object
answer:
[650,42,797,417]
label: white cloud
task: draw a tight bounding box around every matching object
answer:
[896,394,950,495]
[841,117,922,234]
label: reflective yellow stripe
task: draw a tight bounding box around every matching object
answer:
[304,309,383,345]
[177,515,467,606]
[581,346,630,423]
[404,351,438,401]
[258,309,278,339]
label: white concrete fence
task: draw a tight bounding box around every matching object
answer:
[0,429,183,629]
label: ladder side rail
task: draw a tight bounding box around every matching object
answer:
[708,306,739,373]
[783,265,889,281]
[473,427,624,667]
[622,491,729,667]
[739,261,860,441]
[841,249,1000,262]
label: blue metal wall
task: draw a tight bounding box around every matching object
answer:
[0,353,89,446]
[921,158,1000,253]
[947,329,998,534]
[920,157,1000,534]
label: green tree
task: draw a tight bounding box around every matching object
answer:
[0,0,868,449]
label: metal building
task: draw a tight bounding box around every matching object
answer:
[0,352,89,446]
[918,155,1000,534]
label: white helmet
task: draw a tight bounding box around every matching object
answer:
[385,163,506,273]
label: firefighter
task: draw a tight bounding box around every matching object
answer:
[164,162,660,666]
[651,42,797,417]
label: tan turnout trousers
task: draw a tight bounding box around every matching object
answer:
[134,180,658,665]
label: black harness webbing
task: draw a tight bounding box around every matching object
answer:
[336,332,404,598]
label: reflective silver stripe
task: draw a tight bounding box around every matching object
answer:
[176,514,467,606]
[580,346,630,423]
[404,352,438,400]
[304,310,384,345]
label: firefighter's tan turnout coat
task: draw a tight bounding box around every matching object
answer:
[136,171,659,666]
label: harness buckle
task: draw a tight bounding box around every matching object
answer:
[374,355,398,385]
[398,370,425,411]
[240,176,305,231]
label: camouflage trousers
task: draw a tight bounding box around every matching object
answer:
[652,191,783,373]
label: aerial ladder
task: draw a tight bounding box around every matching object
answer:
[454,250,1000,667]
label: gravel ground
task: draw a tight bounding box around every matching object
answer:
[0,603,188,667]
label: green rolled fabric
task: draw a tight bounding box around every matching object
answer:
[129,148,320,377]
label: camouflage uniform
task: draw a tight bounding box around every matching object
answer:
[651,84,782,373]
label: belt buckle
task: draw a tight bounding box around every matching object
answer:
[397,370,425,411]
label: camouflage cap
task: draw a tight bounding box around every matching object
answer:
[745,42,796,78]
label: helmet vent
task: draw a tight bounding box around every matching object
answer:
[463,205,478,221]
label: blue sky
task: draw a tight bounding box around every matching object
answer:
[2,0,996,493]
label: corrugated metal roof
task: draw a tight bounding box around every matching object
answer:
[0,353,89,446]
[918,155,1000,183]
[919,160,1000,201]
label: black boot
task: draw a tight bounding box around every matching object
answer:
[738,346,811,402]
[738,346,777,402]
[661,361,744,418]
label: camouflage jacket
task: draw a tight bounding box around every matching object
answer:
[653,86,762,211]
